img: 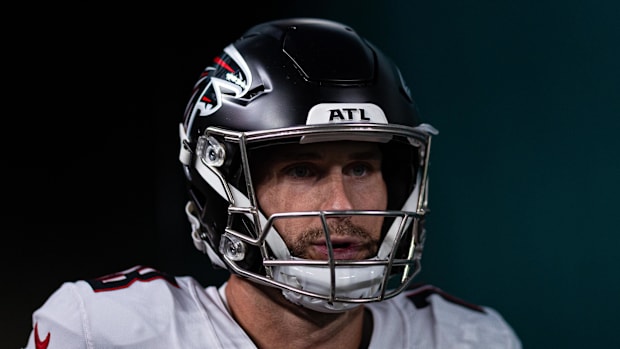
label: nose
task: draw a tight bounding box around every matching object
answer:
[320,174,354,211]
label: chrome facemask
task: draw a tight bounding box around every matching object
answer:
[181,123,437,312]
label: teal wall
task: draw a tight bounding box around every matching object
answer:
[288,1,620,348]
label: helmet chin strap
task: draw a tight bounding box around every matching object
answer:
[273,257,386,313]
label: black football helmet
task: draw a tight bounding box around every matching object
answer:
[178,18,438,312]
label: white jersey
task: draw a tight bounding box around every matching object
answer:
[24,265,521,349]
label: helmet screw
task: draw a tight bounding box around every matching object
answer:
[198,135,226,167]
[220,235,246,261]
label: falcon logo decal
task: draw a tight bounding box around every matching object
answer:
[185,44,252,134]
[184,44,253,135]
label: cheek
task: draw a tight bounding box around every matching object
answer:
[256,182,312,233]
[350,178,388,210]
[256,186,277,219]
[349,179,387,236]
[257,179,324,215]
[255,186,308,245]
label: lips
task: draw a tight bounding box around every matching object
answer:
[310,237,369,260]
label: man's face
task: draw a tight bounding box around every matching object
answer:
[251,141,388,261]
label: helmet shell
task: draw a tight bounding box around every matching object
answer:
[182,18,421,144]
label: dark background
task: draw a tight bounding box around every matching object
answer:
[4,1,619,348]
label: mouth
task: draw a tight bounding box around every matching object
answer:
[310,238,370,260]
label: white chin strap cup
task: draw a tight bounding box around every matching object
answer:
[272,258,386,313]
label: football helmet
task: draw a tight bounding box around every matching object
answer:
[178,18,438,312]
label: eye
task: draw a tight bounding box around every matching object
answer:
[348,163,369,177]
[285,164,313,178]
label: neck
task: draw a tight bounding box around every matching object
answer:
[224,275,369,349]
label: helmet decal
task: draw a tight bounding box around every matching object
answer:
[306,103,388,125]
[185,44,252,134]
